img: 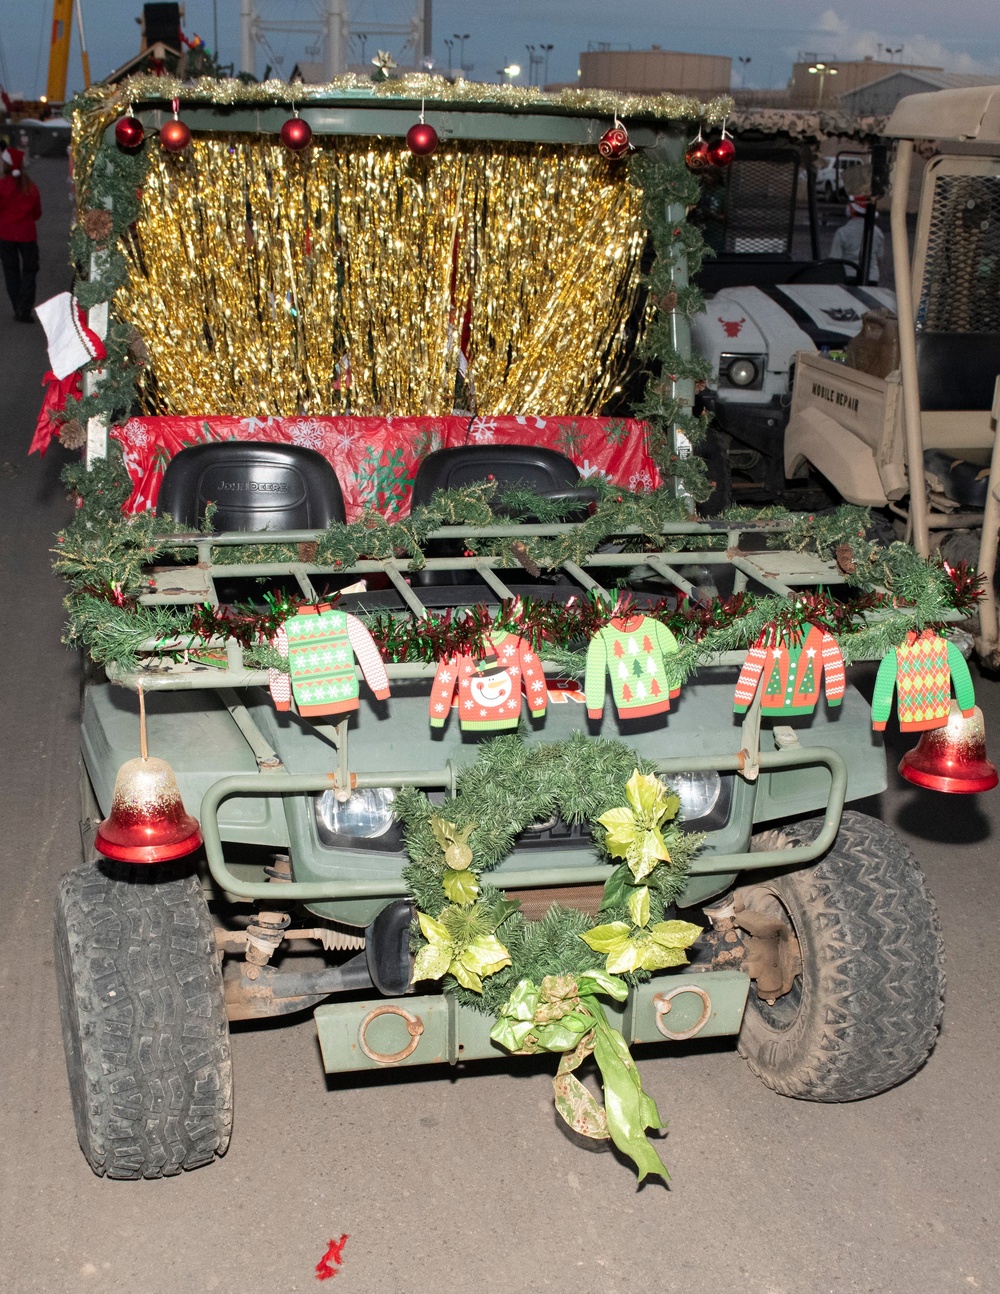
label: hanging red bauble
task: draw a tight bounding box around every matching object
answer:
[598,124,630,160]
[280,116,312,151]
[160,118,192,153]
[406,122,438,155]
[114,116,145,151]
[709,136,736,167]
[685,138,711,170]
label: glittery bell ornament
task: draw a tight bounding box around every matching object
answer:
[94,686,202,863]
[598,117,630,160]
[898,701,998,794]
[160,99,191,154]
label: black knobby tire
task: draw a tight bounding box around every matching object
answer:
[736,811,945,1102]
[55,861,233,1179]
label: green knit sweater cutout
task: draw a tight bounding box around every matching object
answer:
[585,615,680,721]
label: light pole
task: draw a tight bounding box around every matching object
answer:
[444,37,454,71]
[355,31,368,64]
[453,32,470,72]
[526,44,536,86]
[808,61,838,106]
[885,45,903,63]
[738,55,751,89]
[540,42,553,86]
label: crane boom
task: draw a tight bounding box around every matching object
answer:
[46,0,74,102]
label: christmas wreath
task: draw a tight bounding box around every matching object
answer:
[393,732,705,1182]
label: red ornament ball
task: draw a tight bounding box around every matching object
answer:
[406,122,439,155]
[114,116,145,151]
[280,116,312,151]
[160,118,192,153]
[685,139,711,170]
[709,136,736,167]
[598,125,630,160]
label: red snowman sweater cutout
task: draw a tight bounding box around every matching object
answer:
[429,633,547,732]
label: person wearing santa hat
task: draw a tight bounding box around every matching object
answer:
[0,146,42,322]
[830,193,884,285]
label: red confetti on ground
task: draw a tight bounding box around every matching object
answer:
[315,1234,349,1281]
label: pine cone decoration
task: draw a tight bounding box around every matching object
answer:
[58,419,87,450]
[297,541,318,562]
[82,208,114,241]
[657,289,679,313]
[126,327,149,365]
[835,543,857,575]
[510,541,541,577]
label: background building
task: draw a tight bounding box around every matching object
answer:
[788,56,943,107]
[578,46,730,98]
[838,69,1000,116]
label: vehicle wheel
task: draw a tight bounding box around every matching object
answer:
[735,810,944,1101]
[55,861,233,1179]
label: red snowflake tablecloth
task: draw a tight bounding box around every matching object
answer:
[110,414,661,520]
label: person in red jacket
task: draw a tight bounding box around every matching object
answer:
[0,147,42,322]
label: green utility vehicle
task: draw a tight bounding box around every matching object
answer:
[54,79,948,1181]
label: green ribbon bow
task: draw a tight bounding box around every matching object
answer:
[490,972,669,1182]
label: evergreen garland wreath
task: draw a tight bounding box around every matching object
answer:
[395,732,706,1181]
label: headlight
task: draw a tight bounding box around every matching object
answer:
[671,771,722,822]
[726,357,758,387]
[316,787,396,839]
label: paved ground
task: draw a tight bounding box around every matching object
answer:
[1,158,998,1294]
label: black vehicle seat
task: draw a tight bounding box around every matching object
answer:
[410,444,586,587]
[157,442,346,531]
[410,444,582,509]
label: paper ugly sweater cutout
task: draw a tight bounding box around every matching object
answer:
[584,616,681,721]
[871,629,975,732]
[430,633,548,732]
[269,603,390,718]
[733,624,845,717]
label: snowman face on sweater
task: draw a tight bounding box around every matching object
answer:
[470,670,513,708]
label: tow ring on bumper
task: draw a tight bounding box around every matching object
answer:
[358,1004,425,1063]
[653,985,712,1041]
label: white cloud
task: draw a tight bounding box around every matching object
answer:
[811,8,1000,75]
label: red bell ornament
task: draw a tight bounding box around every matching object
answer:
[160,117,191,153]
[709,134,735,167]
[95,756,203,863]
[406,121,438,155]
[898,701,999,794]
[599,122,630,160]
[115,116,145,151]
[280,115,312,151]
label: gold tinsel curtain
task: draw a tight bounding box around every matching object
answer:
[117,137,647,417]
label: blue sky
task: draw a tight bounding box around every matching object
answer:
[2,0,998,101]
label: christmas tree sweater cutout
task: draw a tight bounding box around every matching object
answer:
[871,629,975,732]
[268,603,390,718]
[584,616,681,721]
[734,624,845,716]
[430,634,547,732]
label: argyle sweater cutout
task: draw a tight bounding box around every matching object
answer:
[584,616,681,721]
[272,603,390,718]
[871,629,975,732]
[430,633,547,732]
[733,625,845,716]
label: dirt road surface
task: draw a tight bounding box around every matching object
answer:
[1,158,998,1294]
